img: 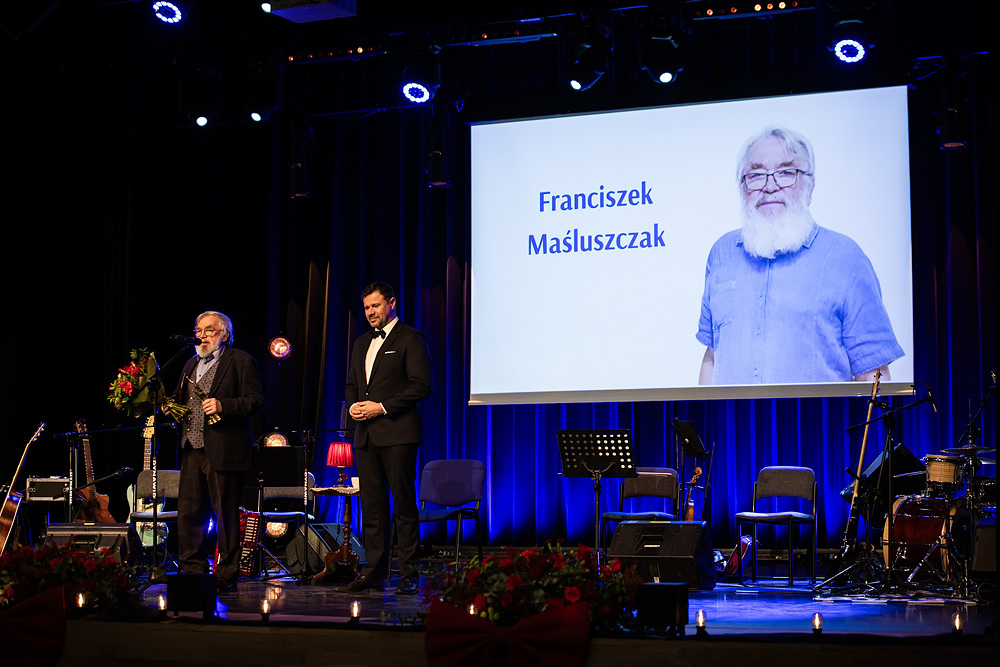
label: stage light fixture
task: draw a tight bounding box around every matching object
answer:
[400,59,441,104]
[640,29,683,85]
[830,20,869,64]
[261,2,272,12]
[195,115,209,127]
[264,431,289,447]
[268,335,292,359]
[152,2,183,24]
[567,27,609,92]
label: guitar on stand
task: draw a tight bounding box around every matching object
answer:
[816,369,883,591]
[1,423,46,553]
[72,419,117,524]
[683,467,703,521]
[126,415,167,546]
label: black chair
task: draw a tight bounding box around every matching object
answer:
[735,466,817,586]
[128,469,181,570]
[601,467,679,549]
[388,458,486,582]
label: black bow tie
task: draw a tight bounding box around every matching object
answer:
[372,328,386,339]
[202,353,214,364]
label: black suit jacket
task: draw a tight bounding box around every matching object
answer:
[174,347,265,471]
[345,322,431,448]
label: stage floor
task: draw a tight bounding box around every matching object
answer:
[53,556,999,667]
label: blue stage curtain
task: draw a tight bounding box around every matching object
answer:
[294,81,994,553]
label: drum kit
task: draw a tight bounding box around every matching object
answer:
[883,443,996,594]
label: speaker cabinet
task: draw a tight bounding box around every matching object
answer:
[608,520,717,590]
[971,520,996,579]
[44,523,136,563]
[286,523,366,576]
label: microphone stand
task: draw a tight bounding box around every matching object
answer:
[110,340,193,580]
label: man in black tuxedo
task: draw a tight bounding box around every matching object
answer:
[165,310,264,592]
[337,283,431,595]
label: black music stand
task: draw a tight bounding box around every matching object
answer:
[557,430,638,555]
[669,419,708,512]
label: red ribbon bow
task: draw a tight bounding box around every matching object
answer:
[0,585,67,667]
[425,599,590,667]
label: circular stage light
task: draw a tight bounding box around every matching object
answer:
[833,38,866,63]
[402,82,433,104]
[268,336,292,360]
[152,2,183,24]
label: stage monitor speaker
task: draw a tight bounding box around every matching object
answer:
[286,523,366,576]
[44,523,135,563]
[970,519,996,579]
[840,442,925,506]
[166,574,216,616]
[608,520,716,590]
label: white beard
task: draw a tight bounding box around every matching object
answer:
[739,194,815,260]
[198,338,223,358]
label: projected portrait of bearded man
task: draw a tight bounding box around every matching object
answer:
[696,125,903,385]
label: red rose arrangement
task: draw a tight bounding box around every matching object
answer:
[0,541,142,612]
[427,542,639,629]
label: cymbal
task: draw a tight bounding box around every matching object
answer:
[941,445,995,455]
[972,458,995,465]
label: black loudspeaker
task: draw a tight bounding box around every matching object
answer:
[44,523,136,563]
[166,574,216,615]
[286,523,366,576]
[608,521,717,590]
[840,442,925,505]
[971,519,996,579]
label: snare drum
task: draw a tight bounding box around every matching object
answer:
[924,454,963,486]
[883,495,963,580]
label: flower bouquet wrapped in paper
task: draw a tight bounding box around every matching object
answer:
[107,348,188,419]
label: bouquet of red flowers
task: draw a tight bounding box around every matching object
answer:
[0,541,142,612]
[428,543,638,630]
[107,348,187,419]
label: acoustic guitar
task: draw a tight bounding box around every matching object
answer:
[0,423,46,553]
[72,419,116,524]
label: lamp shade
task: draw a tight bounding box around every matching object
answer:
[327,441,354,468]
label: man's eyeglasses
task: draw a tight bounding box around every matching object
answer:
[742,168,809,191]
[194,328,220,338]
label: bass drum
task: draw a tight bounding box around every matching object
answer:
[883,495,965,581]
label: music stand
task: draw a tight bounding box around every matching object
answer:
[557,430,638,555]
[669,419,708,513]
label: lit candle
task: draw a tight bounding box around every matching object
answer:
[261,599,271,621]
[952,611,963,635]
[351,600,361,618]
[77,592,85,608]
[468,603,477,615]
[812,612,823,634]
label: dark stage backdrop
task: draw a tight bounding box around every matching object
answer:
[1,4,993,555]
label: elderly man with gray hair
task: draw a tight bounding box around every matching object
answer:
[697,126,903,385]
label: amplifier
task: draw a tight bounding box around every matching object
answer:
[44,523,135,563]
[25,476,71,502]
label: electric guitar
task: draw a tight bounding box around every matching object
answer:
[0,423,45,553]
[72,419,117,524]
[126,415,167,546]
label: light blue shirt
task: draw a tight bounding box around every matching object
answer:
[697,224,904,384]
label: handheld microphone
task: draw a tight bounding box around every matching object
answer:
[170,335,203,345]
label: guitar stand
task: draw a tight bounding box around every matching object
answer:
[814,473,887,594]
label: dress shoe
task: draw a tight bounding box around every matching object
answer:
[394,574,419,596]
[334,575,382,593]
